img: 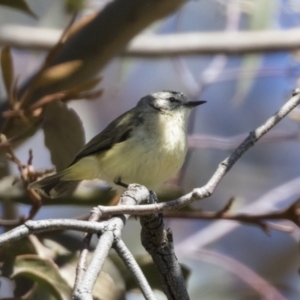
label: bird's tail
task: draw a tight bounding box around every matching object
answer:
[29,171,79,198]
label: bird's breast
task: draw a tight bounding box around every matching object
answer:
[89,114,189,190]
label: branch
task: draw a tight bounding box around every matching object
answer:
[2,88,300,298]
[74,207,101,293]
[163,198,300,234]
[73,184,151,300]
[113,238,156,300]
[95,89,300,216]
[188,129,300,150]
[0,219,109,246]
[195,249,287,300]
[2,143,48,221]
[3,25,300,56]
[73,229,116,300]
[140,210,189,300]
[126,29,300,56]
[0,185,157,298]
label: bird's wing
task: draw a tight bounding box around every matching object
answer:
[71,108,142,164]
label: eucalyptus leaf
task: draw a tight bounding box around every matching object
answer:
[42,101,85,172]
[12,254,72,300]
[38,61,83,87]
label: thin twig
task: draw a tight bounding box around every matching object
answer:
[73,184,151,299]
[163,197,300,234]
[175,175,300,254]
[74,207,102,292]
[3,146,44,221]
[194,249,287,300]
[188,130,300,150]
[113,238,157,300]
[95,89,300,217]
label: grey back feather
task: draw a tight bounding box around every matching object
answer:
[71,108,143,164]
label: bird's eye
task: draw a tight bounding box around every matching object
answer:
[168,97,177,102]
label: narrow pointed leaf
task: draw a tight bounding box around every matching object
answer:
[1,46,14,97]
[42,101,85,171]
[38,60,83,87]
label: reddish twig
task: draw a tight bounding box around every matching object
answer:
[0,140,54,223]
[163,198,300,234]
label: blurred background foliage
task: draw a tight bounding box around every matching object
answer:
[1,0,300,299]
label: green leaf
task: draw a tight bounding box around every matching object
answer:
[1,46,14,97]
[42,101,85,172]
[0,0,37,18]
[12,254,72,300]
[0,238,36,277]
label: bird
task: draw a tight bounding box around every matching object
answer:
[29,91,206,198]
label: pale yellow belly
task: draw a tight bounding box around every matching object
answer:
[63,136,187,190]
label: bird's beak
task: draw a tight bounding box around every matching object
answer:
[184,100,206,108]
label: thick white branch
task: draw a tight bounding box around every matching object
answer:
[73,185,154,300]
[0,219,108,246]
[2,25,300,55]
[114,238,156,300]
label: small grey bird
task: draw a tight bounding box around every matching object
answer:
[29,91,206,198]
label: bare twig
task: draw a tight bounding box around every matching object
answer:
[0,142,55,222]
[1,196,296,247]
[3,26,300,56]
[176,175,300,254]
[113,238,156,300]
[188,130,300,150]
[194,249,287,300]
[74,207,103,293]
[163,197,300,234]
[73,184,151,299]
[94,89,300,217]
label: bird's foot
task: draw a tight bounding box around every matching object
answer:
[114,176,129,188]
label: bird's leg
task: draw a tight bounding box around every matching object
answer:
[114,176,129,188]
